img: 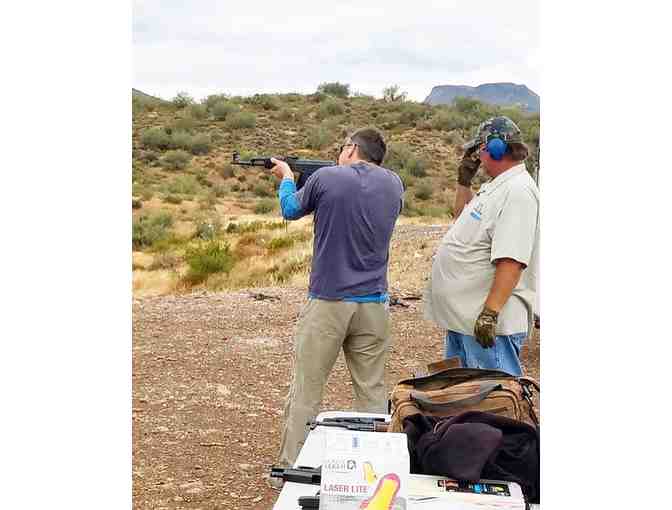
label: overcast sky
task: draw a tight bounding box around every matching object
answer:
[133,0,540,103]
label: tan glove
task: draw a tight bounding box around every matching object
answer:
[474,306,498,348]
[457,146,481,187]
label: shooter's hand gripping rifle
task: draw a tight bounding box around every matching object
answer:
[232,152,335,190]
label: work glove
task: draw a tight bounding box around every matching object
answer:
[474,306,498,349]
[457,147,481,187]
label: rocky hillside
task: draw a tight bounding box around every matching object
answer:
[424,83,540,112]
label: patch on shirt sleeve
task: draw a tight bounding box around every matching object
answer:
[469,202,484,221]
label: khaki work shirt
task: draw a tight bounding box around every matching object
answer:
[424,164,539,337]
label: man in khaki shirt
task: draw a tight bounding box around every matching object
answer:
[425,117,539,376]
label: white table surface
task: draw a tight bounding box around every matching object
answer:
[272,411,539,510]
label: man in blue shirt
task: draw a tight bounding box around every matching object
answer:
[269,127,404,474]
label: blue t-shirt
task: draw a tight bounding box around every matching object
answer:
[279,162,404,300]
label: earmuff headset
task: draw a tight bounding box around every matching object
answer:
[485,137,507,161]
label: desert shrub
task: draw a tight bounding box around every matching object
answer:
[212,100,239,121]
[382,84,407,103]
[163,194,183,205]
[172,92,194,109]
[169,130,194,151]
[317,82,350,98]
[194,216,222,240]
[132,199,142,209]
[161,150,192,170]
[218,164,235,179]
[226,220,284,234]
[141,127,171,150]
[225,112,256,129]
[190,133,211,155]
[231,183,241,192]
[204,94,230,110]
[132,211,174,249]
[194,169,212,187]
[414,183,433,200]
[318,98,345,118]
[165,174,200,195]
[384,143,428,178]
[306,124,333,150]
[268,235,295,252]
[396,169,415,190]
[269,255,312,283]
[431,110,468,131]
[252,182,273,197]
[397,103,428,125]
[400,198,420,217]
[189,103,208,120]
[172,116,196,133]
[248,93,281,111]
[254,199,276,214]
[183,241,235,285]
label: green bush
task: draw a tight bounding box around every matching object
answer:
[204,94,230,110]
[190,133,211,155]
[248,93,281,111]
[163,194,183,205]
[172,91,194,109]
[194,216,222,240]
[161,150,192,170]
[165,174,200,195]
[384,143,428,178]
[431,110,468,131]
[169,130,194,151]
[268,236,295,252]
[225,112,256,129]
[307,124,333,150]
[141,127,171,150]
[382,84,407,103]
[254,199,276,214]
[396,169,415,189]
[189,103,208,120]
[132,211,174,249]
[225,220,284,234]
[398,103,428,125]
[318,98,345,118]
[252,182,273,197]
[317,82,350,98]
[212,100,239,120]
[414,183,433,200]
[183,241,236,285]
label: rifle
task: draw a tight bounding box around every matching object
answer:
[232,152,335,190]
[270,465,321,485]
[307,416,389,432]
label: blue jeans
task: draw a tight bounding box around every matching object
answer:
[445,330,526,376]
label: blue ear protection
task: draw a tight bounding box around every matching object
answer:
[486,138,507,161]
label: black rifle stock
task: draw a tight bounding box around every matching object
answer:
[232,152,335,190]
[307,416,389,432]
[270,465,321,485]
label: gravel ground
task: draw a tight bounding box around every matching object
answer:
[132,225,540,510]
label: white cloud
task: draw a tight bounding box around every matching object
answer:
[133,0,540,101]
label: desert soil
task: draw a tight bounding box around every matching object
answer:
[132,224,540,510]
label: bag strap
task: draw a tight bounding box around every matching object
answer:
[409,382,502,412]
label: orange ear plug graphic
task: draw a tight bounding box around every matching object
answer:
[359,473,400,510]
[363,461,378,484]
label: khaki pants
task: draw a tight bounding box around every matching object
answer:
[277,298,392,466]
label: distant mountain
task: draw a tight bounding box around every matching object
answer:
[424,82,539,112]
[132,88,166,103]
